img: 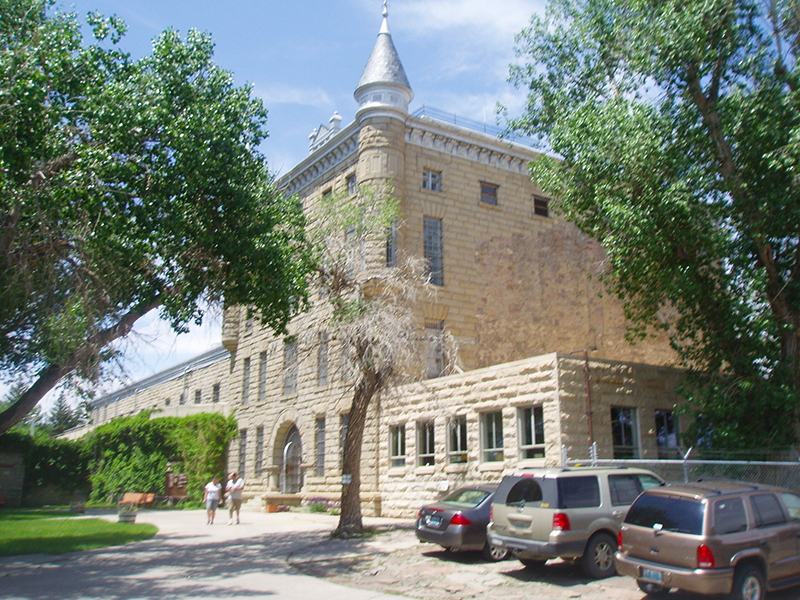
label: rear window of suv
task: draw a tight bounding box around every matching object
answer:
[625,494,704,534]
[504,477,556,508]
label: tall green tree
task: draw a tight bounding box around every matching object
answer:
[508,0,800,447]
[0,0,312,434]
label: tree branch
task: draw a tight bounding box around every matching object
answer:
[0,293,163,435]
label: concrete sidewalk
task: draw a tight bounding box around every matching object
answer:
[0,508,417,600]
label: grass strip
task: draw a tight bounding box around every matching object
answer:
[0,517,157,556]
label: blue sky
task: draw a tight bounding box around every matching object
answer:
[8,0,547,409]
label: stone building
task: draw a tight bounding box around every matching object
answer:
[86,9,684,517]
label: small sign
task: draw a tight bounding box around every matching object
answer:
[342,474,352,485]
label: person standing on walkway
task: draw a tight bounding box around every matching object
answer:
[226,471,245,524]
[203,475,222,524]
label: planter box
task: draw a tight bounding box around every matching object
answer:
[265,503,279,513]
[118,512,137,523]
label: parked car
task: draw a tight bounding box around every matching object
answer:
[615,480,800,600]
[416,484,508,561]
[487,466,663,578]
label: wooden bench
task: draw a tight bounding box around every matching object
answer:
[118,492,155,509]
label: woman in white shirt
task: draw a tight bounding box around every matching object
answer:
[203,475,222,524]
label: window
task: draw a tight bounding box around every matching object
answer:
[423,216,443,286]
[418,421,435,466]
[655,409,680,457]
[611,406,639,458]
[315,417,326,477]
[422,169,442,191]
[481,411,504,462]
[165,398,171,407]
[781,493,800,521]
[346,174,357,196]
[533,195,549,217]
[386,220,398,267]
[340,413,350,470]
[480,182,498,205]
[179,393,185,405]
[609,474,645,506]
[390,425,406,467]
[194,390,202,404]
[245,312,254,333]
[506,479,544,506]
[318,332,328,386]
[751,494,786,527]
[258,351,268,402]
[238,429,247,478]
[448,415,468,464]
[242,357,251,405]
[518,406,545,459]
[283,338,298,395]
[342,344,353,382]
[424,320,445,379]
[713,497,747,534]
[212,383,220,404]
[558,476,601,508]
[255,426,264,477]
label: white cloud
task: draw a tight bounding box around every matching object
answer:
[254,83,334,109]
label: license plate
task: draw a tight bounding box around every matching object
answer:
[642,568,662,583]
[426,515,442,526]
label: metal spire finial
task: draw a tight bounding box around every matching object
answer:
[383,1,388,19]
[379,0,390,35]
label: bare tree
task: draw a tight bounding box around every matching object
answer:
[310,184,456,535]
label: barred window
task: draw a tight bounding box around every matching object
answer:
[318,332,329,386]
[242,357,251,405]
[480,182,498,205]
[390,425,406,467]
[212,383,220,404]
[448,415,468,464]
[315,417,326,477]
[423,216,443,286]
[424,320,445,379]
[481,411,504,462]
[258,351,268,402]
[238,429,247,478]
[255,426,264,477]
[418,421,435,466]
[283,339,298,395]
[518,406,545,459]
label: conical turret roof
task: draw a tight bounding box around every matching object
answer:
[354,1,413,115]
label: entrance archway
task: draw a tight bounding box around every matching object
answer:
[280,425,303,493]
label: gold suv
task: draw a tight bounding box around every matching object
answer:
[486,467,663,578]
[615,480,800,600]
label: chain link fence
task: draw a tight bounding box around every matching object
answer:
[563,444,800,491]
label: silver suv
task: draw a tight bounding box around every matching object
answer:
[615,480,800,600]
[486,466,663,578]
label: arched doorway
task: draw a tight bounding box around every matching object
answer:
[280,425,303,493]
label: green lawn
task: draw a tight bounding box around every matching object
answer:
[0,510,157,557]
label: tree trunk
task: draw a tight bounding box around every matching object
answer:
[335,367,380,536]
[0,297,161,435]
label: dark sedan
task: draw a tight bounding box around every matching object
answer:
[415,484,508,561]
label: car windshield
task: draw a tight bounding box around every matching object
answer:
[441,488,491,508]
[625,494,704,534]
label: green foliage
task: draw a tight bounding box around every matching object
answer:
[508,0,800,447]
[0,430,91,496]
[0,0,313,434]
[87,412,236,503]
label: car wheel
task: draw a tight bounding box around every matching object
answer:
[519,558,547,569]
[729,564,765,600]
[637,580,669,595]
[580,532,617,579]
[481,542,509,561]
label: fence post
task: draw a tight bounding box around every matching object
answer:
[561,445,568,468]
[591,442,598,466]
[683,446,694,482]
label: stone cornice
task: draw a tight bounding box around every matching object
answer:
[278,121,360,198]
[404,115,541,174]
